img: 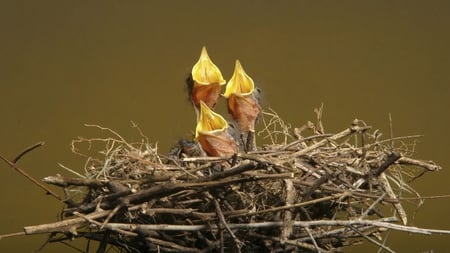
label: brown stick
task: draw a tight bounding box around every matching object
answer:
[245,131,257,152]
[282,125,372,161]
[0,231,26,239]
[228,192,350,219]
[24,209,111,235]
[281,179,295,242]
[379,173,408,225]
[42,175,105,188]
[124,173,257,206]
[0,154,62,201]
[146,237,201,253]
[214,200,243,252]
[373,152,402,177]
[12,142,45,163]
[398,157,442,171]
[198,160,258,182]
[102,217,450,235]
[24,205,142,235]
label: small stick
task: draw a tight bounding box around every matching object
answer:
[42,175,105,188]
[24,205,142,235]
[373,152,401,177]
[304,227,321,252]
[252,231,331,253]
[101,203,126,229]
[295,179,397,202]
[12,141,45,163]
[294,222,390,243]
[354,152,402,188]
[281,179,295,242]
[197,160,258,182]
[303,172,332,201]
[245,131,257,152]
[282,125,372,161]
[389,113,394,148]
[398,157,442,171]
[122,167,259,207]
[348,225,395,253]
[0,231,26,239]
[278,134,333,151]
[96,230,111,253]
[0,154,62,201]
[228,192,350,219]
[363,135,423,149]
[359,193,387,220]
[144,207,197,215]
[105,218,450,235]
[72,211,137,237]
[398,194,450,200]
[214,200,243,252]
[284,240,330,253]
[379,173,408,225]
[314,104,325,134]
[146,237,200,253]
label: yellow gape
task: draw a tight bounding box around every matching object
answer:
[195,101,237,157]
[189,47,226,110]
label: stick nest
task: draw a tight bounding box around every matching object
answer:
[32,108,441,253]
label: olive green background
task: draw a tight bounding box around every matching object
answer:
[1,1,449,252]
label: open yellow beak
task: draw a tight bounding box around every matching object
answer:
[195,101,237,157]
[223,60,255,98]
[195,101,228,139]
[223,60,261,132]
[190,47,226,109]
[192,47,226,86]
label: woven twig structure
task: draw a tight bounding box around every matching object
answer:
[24,110,443,252]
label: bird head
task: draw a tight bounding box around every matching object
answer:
[223,60,261,132]
[195,101,238,157]
[188,47,226,109]
[223,60,255,97]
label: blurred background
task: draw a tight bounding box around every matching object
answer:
[1,1,449,252]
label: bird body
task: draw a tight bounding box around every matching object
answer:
[190,82,222,111]
[195,101,238,157]
[223,60,261,151]
[226,92,260,133]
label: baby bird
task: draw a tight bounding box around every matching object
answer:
[195,101,238,157]
[187,46,226,116]
[223,60,261,152]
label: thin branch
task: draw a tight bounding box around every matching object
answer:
[228,192,350,219]
[278,134,333,151]
[281,179,295,242]
[24,205,142,235]
[12,141,45,163]
[0,231,26,240]
[304,227,321,252]
[398,157,442,171]
[281,124,372,161]
[146,237,201,253]
[42,175,105,188]
[379,173,407,225]
[348,225,395,253]
[0,154,62,201]
[103,218,450,235]
[373,152,402,177]
[214,200,243,252]
[359,193,387,220]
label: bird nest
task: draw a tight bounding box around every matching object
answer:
[22,108,444,253]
